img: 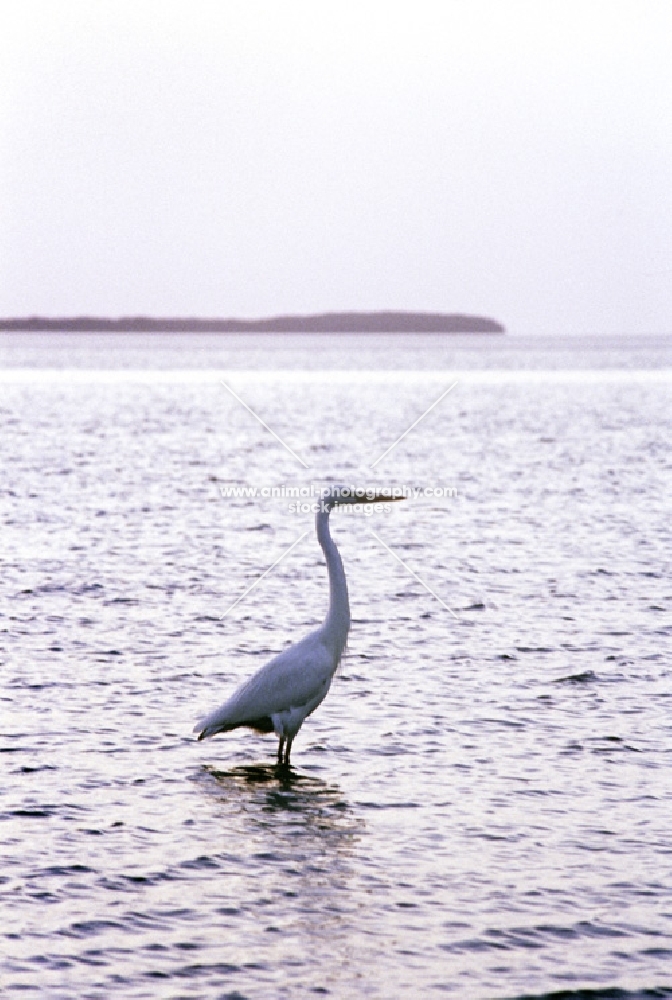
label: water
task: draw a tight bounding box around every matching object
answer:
[1,334,671,998]
[0,331,671,370]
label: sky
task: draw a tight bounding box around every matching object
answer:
[1,0,671,334]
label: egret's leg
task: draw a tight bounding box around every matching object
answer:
[277,737,285,765]
[284,738,293,765]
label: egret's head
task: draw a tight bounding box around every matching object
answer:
[321,485,406,511]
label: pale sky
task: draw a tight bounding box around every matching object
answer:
[1,0,671,334]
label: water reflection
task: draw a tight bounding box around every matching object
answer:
[190,763,367,994]
[199,762,362,844]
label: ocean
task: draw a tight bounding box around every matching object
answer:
[1,333,671,998]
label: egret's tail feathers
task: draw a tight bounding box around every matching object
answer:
[194,713,275,741]
[193,707,234,740]
[193,717,237,741]
[196,725,223,741]
[196,725,214,741]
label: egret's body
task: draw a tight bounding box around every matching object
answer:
[194,490,396,764]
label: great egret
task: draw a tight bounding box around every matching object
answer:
[194,487,403,765]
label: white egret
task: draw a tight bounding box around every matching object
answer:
[194,487,403,765]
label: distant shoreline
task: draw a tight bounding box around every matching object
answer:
[0,311,504,334]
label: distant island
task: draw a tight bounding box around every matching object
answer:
[0,311,504,334]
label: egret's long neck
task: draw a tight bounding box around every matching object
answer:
[316,508,350,657]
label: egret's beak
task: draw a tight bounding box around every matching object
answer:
[333,491,406,506]
[364,493,405,504]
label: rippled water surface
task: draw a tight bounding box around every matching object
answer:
[1,335,671,998]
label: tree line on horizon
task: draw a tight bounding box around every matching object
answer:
[0,311,505,333]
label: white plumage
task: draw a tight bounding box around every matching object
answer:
[194,487,400,765]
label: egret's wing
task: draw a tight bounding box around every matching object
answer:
[194,630,334,738]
